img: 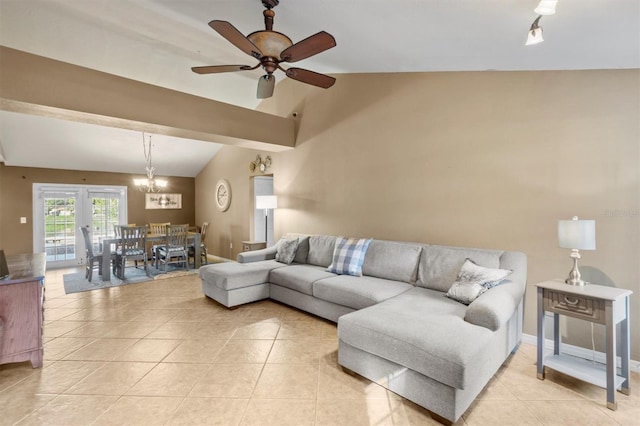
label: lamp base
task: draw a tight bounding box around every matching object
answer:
[565,249,587,286]
[565,277,586,286]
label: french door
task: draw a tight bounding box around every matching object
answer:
[33,184,127,268]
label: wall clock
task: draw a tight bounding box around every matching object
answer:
[215,179,231,212]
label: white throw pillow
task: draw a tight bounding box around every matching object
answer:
[446,259,512,305]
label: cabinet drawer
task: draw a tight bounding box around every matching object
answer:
[543,290,604,323]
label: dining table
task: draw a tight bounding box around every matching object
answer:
[100,232,201,281]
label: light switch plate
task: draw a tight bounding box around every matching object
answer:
[20,217,27,224]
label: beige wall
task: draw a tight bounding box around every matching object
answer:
[0,163,195,254]
[195,146,265,260]
[196,69,640,359]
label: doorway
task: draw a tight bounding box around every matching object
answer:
[253,176,275,246]
[33,184,127,268]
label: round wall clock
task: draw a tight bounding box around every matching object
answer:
[215,179,231,212]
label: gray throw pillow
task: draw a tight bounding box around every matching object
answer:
[276,239,299,264]
[446,258,512,305]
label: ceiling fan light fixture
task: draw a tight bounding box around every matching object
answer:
[248,31,293,58]
[534,0,557,16]
[193,0,336,99]
[525,16,544,46]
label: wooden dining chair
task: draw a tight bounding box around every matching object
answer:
[156,224,189,272]
[149,222,170,265]
[149,222,170,234]
[188,221,209,267]
[114,225,149,279]
[80,226,104,282]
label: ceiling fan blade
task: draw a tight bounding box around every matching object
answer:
[191,65,252,74]
[280,31,336,63]
[257,74,276,99]
[285,68,335,89]
[209,20,262,59]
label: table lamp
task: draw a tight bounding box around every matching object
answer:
[558,216,596,286]
[256,195,277,246]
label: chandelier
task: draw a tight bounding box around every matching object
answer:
[133,132,168,192]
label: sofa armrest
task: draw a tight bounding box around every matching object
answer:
[465,250,527,331]
[237,245,278,263]
[465,282,519,331]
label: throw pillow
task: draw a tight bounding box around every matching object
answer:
[276,238,299,264]
[327,237,372,276]
[446,280,488,305]
[446,259,513,305]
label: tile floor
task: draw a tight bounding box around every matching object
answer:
[0,267,638,425]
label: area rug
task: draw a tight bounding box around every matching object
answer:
[63,265,199,294]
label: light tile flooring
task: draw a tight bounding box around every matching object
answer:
[1,267,638,426]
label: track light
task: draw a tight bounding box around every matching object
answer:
[525,15,544,46]
[534,0,557,15]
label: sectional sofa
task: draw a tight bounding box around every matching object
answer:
[199,234,527,423]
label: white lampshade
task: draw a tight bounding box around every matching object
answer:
[525,28,544,45]
[535,0,558,15]
[256,195,278,210]
[558,217,596,250]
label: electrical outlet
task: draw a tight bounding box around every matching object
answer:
[230,243,233,249]
[20,217,27,224]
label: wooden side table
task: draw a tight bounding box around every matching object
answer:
[242,241,267,252]
[0,253,46,369]
[535,279,632,410]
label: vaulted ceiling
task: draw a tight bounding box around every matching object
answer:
[0,0,638,177]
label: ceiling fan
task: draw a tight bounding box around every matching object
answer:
[192,0,337,99]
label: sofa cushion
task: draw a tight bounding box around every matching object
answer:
[338,287,494,390]
[417,245,504,292]
[269,265,337,296]
[361,240,422,283]
[327,237,372,276]
[276,238,299,264]
[308,235,336,267]
[199,260,285,291]
[313,275,413,310]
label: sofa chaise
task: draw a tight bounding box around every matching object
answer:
[199,234,527,423]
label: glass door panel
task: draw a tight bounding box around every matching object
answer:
[43,194,78,264]
[88,193,121,246]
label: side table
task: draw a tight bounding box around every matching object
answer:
[535,279,632,410]
[242,241,267,252]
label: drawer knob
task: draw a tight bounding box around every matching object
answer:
[564,296,580,306]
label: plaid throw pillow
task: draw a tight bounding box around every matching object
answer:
[327,237,372,276]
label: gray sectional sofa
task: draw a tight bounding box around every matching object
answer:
[199,234,527,423]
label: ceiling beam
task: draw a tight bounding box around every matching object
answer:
[0,46,295,151]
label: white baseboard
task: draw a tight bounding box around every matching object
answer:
[522,333,640,373]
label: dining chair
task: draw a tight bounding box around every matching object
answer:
[149,222,170,234]
[80,226,105,282]
[114,224,137,237]
[188,221,209,267]
[156,224,189,272]
[149,222,170,265]
[114,225,149,279]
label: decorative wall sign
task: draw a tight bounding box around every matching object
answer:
[145,193,182,209]
[249,154,272,174]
